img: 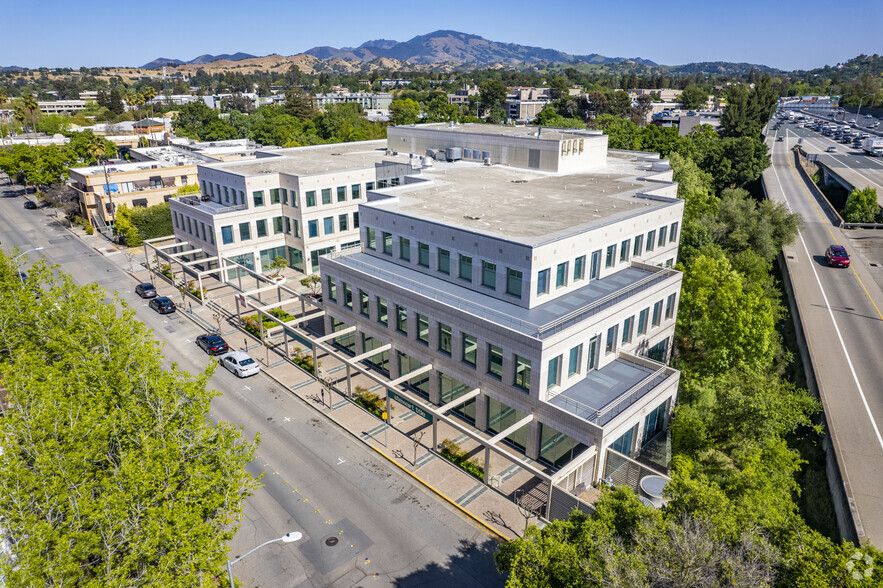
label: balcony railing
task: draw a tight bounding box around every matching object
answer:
[172,195,248,215]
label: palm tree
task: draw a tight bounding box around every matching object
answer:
[141,87,157,121]
[0,88,9,139]
[22,95,39,136]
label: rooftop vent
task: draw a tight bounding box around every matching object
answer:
[511,179,528,184]
[463,214,482,220]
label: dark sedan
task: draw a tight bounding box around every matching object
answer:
[135,283,157,298]
[148,296,176,314]
[825,245,850,268]
[195,334,229,355]
[23,201,37,210]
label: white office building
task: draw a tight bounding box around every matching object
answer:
[320,123,683,485]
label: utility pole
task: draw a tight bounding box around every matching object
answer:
[101,159,117,243]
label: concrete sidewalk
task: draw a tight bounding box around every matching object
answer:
[85,234,540,541]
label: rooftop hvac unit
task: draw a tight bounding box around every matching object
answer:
[445,147,461,161]
[422,155,434,167]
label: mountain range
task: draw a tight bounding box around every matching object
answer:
[141,52,256,69]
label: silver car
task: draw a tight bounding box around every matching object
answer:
[219,351,260,378]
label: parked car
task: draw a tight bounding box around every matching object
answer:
[825,245,850,267]
[196,334,229,355]
[826,146,838,153]
[134,283,157,298]
[219,351,260,378]
[148,296,176,314]
[23,201,37,210]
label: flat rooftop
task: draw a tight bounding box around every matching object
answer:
[370,153,677,244]
[324,250,679,339]
[394,122,603,142]
[205,140,412,177]
[71,159,182,176]
[132,146,216,166]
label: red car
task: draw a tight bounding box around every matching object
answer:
[825,245,850,267]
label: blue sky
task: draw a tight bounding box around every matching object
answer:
[2,0,879,71]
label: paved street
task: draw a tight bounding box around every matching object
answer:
[0,178,504,587]
[762,131,883,545]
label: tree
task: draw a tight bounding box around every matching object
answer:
[680,84,708,110]
[0,254,259,585]
[702,136,771,192]
[843,186,880,223]
[113,203,142,246]
[267,256,287,278]
[389,98,420,126]
[478,79,508,116]
[283,88,318,120]
[300,274,321,296]
[720,85,755,138]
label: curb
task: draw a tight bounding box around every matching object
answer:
[368,445,509,543]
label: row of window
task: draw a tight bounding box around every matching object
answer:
[173,211,216,245]
[327,275,535,392]
[202,179,400,210]
[545,293,677,390]
[216,212,360,245]
[365,228,526,298]
[537,221,679,295]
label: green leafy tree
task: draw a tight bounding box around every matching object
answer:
[283,88,318,120]
[0,254,260,585]
[389,98,420,126]
[478,79,508,116]
[300,274,321,296]
[680,84,708,110]
[843,186,880,223]
[113,203,142,246]
[702,136,771,192]
[720,85,755,138]
[35,113,72,135]
[129,202,174,240]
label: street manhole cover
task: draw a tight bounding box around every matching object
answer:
[325,537,339,547]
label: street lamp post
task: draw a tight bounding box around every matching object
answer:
[856,93,874,126]
[226,531,302,588]
[14,247,44,283]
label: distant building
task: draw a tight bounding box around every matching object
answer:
[448,85,480,106]
[37,100,86,115]
[628,89,682,103]
[0,133,70,147]
[133,118,165,135]
[314,92,393,111]
[380,79,411,88]
[504,88,553,123]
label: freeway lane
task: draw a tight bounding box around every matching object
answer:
[0,178,503,587]
[763,128,883,545]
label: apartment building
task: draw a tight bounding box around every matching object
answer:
[319,123,683,486]
[314,92,393,111]
[168,141,416,275]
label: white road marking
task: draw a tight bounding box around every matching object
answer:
[284,417,291,422]
[337,458,346,465]
[243,385,251,391]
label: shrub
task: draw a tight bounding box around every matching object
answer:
[439,438,484,480]
[354,386,386,419]
[160,264,172,280]
[290,346,317,374]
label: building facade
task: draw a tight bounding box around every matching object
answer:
[319,123,683,486]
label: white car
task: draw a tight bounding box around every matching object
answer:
[219,351,261,378]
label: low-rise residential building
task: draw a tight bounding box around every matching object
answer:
[168,141,416,275]
[628,88,683,103]
[133,118,165,135]
[320,123,683,487]
[448,85,480,106]
[314,92,393,111]
[37,100,87,114]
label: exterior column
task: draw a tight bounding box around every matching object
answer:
[524,419,541,461]
[428,369,441,405]
[474,393,488,431]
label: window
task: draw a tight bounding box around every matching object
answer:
[281,188,288,205]
[269,188,280,204]
[323,217,334,235]
[514,356,531,391]
[665,293,676,319]
[556,262,568,288]
[308,220,318,238]
[284,217,291,234]
[652,300,662,327]
[239,190,245,204]
[573,256,586,281]
[221,225,234,244]
[658,226,667,247]
[416,314,429,344]
[255,219,268,238]
[482,261,496,289]
[506,268,522,297]
[539,423,588,469]
[340,283,351,309]
[351,184,361,199]
[293,219,300,238]
[590,250,601,280]
[459,254,473,281]
[367,227,376,249]
[606,325,618,354]
[273,217,283,234]
[669,221,679,243]
[222,186,229,203]
[537,269,550,295]
[622,316,634,344]
[382,232,393,255]
[291,190,299,207]
[565,345,582,377]
[288,247,304,272]
[321,188,332,205]
[547,355,561,389]
[438,248,450,274]
[638,308,649,335]
[462,334,477,366]
[620,239,630,263]
[366,181,375,190]
[418,242,430,267]
[400,237,411,261]
[327,276,337,302]
[305,191,316,207]
[337,186,346,202]
[356,289,369,316]
[238,222,251,241]
[253,190,264,207]
[353,212,359,228]
[633,234,643,257]
[646,230,656,252]
[587,336,599,371]
[377,297,388,326]
[396,305,408,334]
[338,214,348,232]
[488,344,503,378]
[438,323,452,355]
[605,244,616,268]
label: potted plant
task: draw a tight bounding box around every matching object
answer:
[266,255,287,285]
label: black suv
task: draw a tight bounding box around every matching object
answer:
[148,297,176,314]
[135,283,157,298]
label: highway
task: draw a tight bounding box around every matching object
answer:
[762,124,883,546]
[0,179,504,587]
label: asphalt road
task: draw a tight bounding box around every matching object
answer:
[0,179,504,587]
[762,130,883,546]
